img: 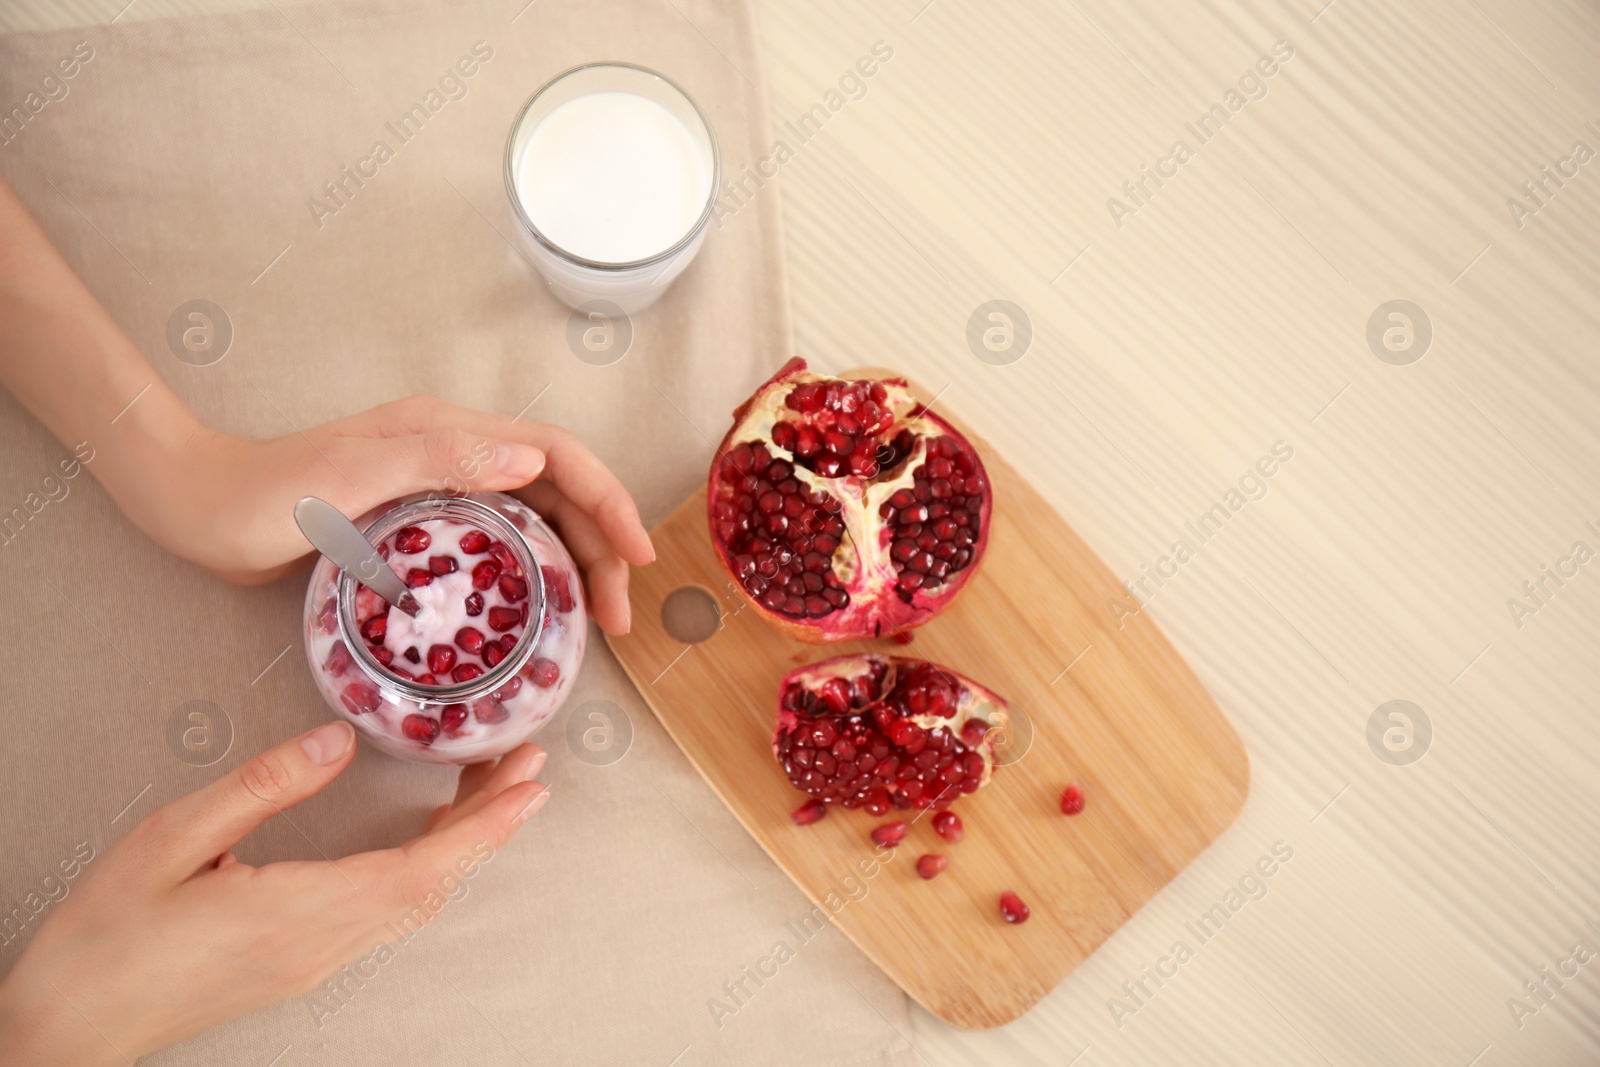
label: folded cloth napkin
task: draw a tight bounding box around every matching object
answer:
[0,1,918,1062]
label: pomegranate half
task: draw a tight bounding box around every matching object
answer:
[708,358,992,641]
[774,654,1009,813]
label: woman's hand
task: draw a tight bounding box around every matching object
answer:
[0,176,653,633]
[0,724,550,1065]
[134,395,654,633]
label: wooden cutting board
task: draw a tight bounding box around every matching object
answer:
[606,368,1249,1029]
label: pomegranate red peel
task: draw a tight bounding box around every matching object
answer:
[773,654,1009,814]
[708,358,992,642]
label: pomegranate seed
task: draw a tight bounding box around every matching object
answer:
[528,658,560,687]
[440,703,468,733]
[487,606,521,632]
[315,598,338,634]
[471,560,501,590]
[999,891,1030,924]
[392,666,416,681]
[393,526,430,554]
[429,555,458,576]
[791,799,827,825]
[370,646,393,666]
[340,682,380,715]
[406,568,433,588]
[452,663,484,683]
[498,574,529,602]
[492,676,522,701]
[455,627,486,654]
[916,854,948,879]
[960,718,989,748]
[360,615,387,644]
[415,673,438,685]
[891,629,915,644]
[401,714,440,744]
[1060,783,1085,815]
[542,565,577,612]
[463,592,484,616]
[472,698,508,724]
[487,541,518,573]
[323,643,354,675]
[933,811,964,843]
[870,821,907,847]
[355,585,387,622]
[426,644,456,674]
[482,641,506,668]
[458,530,490,554]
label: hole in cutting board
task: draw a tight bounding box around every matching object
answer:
[661,586,721,643]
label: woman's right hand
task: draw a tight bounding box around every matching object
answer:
[0,723,549,1065]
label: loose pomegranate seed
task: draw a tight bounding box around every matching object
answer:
[482,641,506,668]
[487,606,521,632]
[429,555,458,576]
[415,673,438,685]
[463,592,484,616]
[458,530,490,554]
[916,854,948,880]
[870,821,907,847]
[891,629,915,644]
[527,658,560,687]
[791,799,827,825]
[999,891,1030,924]
[440,703,468,733]
[452,663,484,683]
[933,811,964,843]
[403,645,421,664]
[542,566,576,612]
[498,574,528,603]
[401,713,440,744]
[370,646,393,666]
[360,615,387,644]
[405,568,433,588]
[1060,783,1085,815]
[426,644,456,674]
[472,698,508,724]
[471,560,501,590]
[340,682,379,715]
[492,676,522,701]
[455,627,486,654]
[315,598,338,634]
[394,526,430,554]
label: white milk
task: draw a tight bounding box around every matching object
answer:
[513,91,713,264]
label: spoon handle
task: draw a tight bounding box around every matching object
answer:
[294,497,421,617]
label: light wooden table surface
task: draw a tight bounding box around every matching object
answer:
[751,2,1600,1065]
[7,0,1600,1064]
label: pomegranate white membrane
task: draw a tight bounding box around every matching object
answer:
[302,493,586,764]
[504,63,719,312]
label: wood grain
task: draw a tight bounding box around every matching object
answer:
[606,370,1248,1028]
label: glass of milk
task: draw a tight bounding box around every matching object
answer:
[504,63,721,313]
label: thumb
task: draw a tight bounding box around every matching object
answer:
[332,431,545,509]
[139,721,357,881]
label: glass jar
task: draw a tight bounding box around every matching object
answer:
[302,492,586,764]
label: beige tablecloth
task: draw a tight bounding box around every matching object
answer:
[0,1,918,1063]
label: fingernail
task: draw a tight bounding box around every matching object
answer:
[495,442,544,479]
[302,721,355,766]
[515,787,549,824]
[523,751,547,782]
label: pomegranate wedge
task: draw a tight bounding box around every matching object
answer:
[774,655,1009,813]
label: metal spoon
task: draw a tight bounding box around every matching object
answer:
[294,496,421,617]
